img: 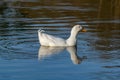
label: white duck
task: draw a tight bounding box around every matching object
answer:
[38,25,86,46]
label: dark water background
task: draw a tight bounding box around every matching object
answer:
[0,0,120,80]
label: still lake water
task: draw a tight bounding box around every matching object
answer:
[0,0,120,80]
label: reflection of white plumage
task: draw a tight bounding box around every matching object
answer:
[38,25,86,46]
[38,46,65,59]
[38,46,86,64]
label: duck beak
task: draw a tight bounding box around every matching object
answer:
[81,28,87,32]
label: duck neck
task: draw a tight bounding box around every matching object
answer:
[67,30,78,46]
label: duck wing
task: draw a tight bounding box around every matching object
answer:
[39,32,66,46]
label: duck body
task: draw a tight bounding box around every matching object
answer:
[38,25,86,46]
[38,31,67,46]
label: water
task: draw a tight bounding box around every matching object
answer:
[0,0,120,80]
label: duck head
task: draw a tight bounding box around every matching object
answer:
[70,25,86,36]
[72,25,87,33]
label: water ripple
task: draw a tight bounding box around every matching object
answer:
[0,28,38,60]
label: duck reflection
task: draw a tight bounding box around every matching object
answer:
[38,46,86,64]
[38,46,65,60]
[66,47,82,64]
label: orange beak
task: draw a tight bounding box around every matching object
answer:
[81,28,87,32]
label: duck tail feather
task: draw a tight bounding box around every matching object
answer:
[38,29,45,33]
